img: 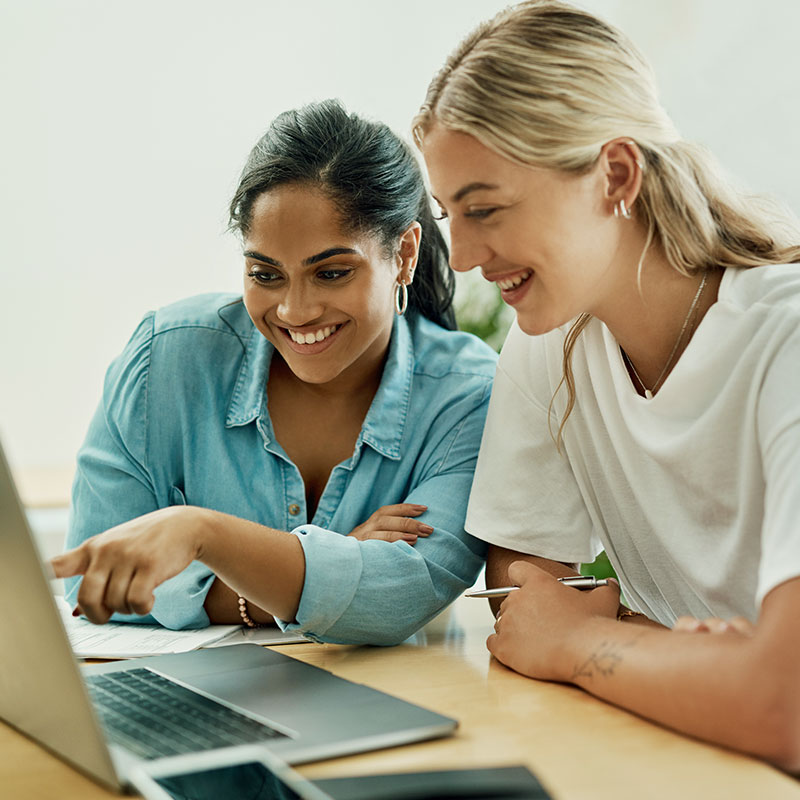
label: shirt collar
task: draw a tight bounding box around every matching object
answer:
[359,314,413,461]
[226,323,271,428]
[225,315,414,461]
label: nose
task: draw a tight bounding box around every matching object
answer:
[275,282,324,326]
[447,219,493,273]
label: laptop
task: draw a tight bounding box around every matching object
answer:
[0,440,457,795]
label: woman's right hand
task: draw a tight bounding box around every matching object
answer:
[50,506,209,624]
[347,503,433,544]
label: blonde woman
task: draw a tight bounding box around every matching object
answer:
[414,0,800,770]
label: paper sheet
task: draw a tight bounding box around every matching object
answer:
[56,597,307,659]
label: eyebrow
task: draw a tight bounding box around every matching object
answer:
[305,247,360,266]
[451,182,500,203]
[243,247,361,268]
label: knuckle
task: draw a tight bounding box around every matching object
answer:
[129,594,153,616]
[79,572,104,594]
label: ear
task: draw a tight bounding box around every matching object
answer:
[599,138,644,218]
[396,221,422,285]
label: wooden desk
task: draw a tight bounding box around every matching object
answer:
[1,598,798,799]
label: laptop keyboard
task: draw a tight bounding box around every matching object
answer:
[85,668,288,760]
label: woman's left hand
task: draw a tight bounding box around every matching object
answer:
[50,506,208,624]
[487,560,621,681]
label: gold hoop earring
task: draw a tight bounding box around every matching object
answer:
[394,281,408,316]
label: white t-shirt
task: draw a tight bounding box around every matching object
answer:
[466,265,800,625]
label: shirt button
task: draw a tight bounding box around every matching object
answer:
[288,503,301,516]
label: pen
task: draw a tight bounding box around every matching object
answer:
[465,575,609,598]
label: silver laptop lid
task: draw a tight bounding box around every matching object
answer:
[0,441,121,791]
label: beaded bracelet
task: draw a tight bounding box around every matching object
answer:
[237,595,264,629]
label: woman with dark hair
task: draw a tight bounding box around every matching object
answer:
[53,99,497,646]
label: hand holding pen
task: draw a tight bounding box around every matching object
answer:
[466,574,609,598]
[480,562,622,683]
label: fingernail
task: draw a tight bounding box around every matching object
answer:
[419,524,434,534]
[72,606,81,617]
[412,505,428,511]
[402,533,418,541]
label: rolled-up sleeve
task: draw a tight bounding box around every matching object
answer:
[278,388,490,646]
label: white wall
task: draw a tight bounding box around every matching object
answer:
[2,0,799,473]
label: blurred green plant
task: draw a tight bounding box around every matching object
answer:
[582,551,616,580]
[453,270,514,352]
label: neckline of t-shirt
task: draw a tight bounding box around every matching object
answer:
[610,267,732,403]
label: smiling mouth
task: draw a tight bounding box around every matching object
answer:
[285,324,341,345]
[495,271,533,291]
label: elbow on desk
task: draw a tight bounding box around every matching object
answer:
[311,597,456,647]
[731,663,800,773]
[759,694,800,774]
[313,617,434,647]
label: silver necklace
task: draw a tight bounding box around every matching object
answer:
[622,271,709,400]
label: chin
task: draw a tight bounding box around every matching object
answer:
[516,315,554,338]
[287,365,342,385]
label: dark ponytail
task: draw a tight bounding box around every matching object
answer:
[229,99,455,330]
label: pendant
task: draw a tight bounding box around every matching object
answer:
[644,389,653,400]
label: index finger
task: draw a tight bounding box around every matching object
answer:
[374,503,428,517]
[49,547,91,579]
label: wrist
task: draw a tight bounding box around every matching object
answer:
[560,614,627,685]
[189,506,221,563]
[556,615,602,682]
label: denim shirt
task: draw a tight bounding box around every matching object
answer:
[64,294,497,645]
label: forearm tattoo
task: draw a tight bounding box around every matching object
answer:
[570,637,639,682]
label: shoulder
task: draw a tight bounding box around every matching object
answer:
[494,319,572,404]
[105,294,252,401]
[409,315,498,383]
[149,293,250,339]
[137,294,254,370]
[720,264,800,319]
[710,266,800,374]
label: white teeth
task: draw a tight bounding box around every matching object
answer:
[497,273,531,291]
[288,325,338,344]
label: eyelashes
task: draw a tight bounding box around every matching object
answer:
[316,269,352,281]
[246,268,354,285]
[431,208,499,222]
[247,270,279,284]
[464,208,498,220]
